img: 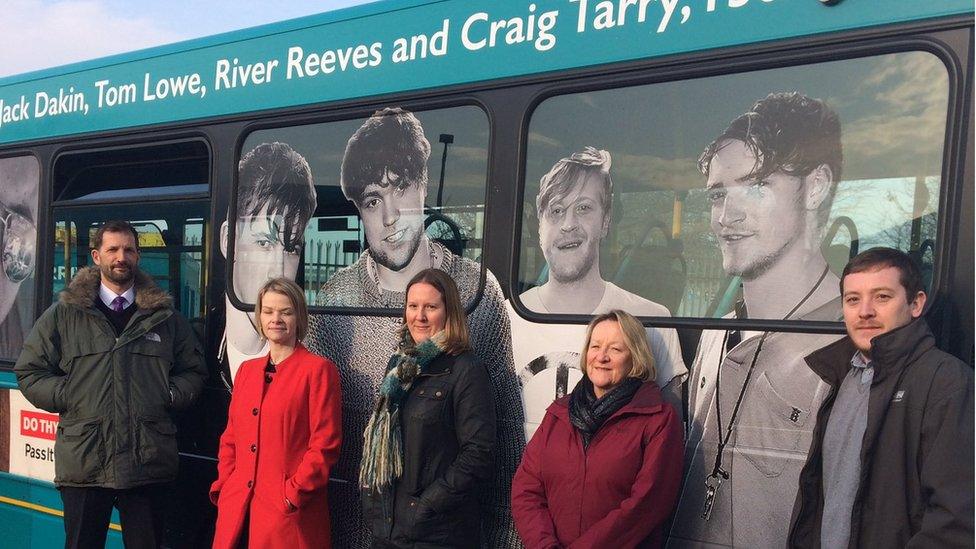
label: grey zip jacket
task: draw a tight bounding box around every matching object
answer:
[789,318,974,548]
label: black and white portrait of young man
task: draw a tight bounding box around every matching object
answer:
[512,147,687,434]
[219,142,317,384]
[0,156,38,362]
[305,107,524,548]
[669,92,847,548]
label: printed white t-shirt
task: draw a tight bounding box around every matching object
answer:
[511,282,687,438]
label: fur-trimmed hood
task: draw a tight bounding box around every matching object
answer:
[60,265,173,311]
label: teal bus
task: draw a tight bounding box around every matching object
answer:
[0,0,971,546]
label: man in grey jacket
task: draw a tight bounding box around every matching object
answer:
[790,248,973,548]
[15,220,207,549]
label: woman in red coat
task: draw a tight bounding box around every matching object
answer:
[210,278,342,548]
[512,309,684,549]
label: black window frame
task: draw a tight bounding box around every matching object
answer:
[507,31,967,335]
[225,97,495,318]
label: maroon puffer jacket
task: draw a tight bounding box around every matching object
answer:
[512,381,684,549]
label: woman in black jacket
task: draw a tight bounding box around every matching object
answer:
[360,268,497,548]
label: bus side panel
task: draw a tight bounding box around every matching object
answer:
[0,471,123,548]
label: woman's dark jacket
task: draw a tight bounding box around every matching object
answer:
[363,350,496,548]
[789,318,973,548]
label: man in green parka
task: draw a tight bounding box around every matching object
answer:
[15,220,207,549]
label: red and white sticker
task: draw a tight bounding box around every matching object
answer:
[20,410,59,441]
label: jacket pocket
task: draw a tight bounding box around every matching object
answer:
[407,381,449,423]
[280,473,298,515]
[58,348,107,415]
[130,342,175,410]
[130,339,174,364]
[55,417,105,484]
[735,371,819,477]
[404,495,450,544]
[135,416,179,478]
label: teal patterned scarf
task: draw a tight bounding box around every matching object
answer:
[360,330,447,493]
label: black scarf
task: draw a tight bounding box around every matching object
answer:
[569,376,643,448]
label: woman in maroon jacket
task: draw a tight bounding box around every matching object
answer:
[210,278,342,549]
[512,309,683,549]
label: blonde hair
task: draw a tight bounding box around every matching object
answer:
[579,309,656,383]
[401,268,471,355]
[254,277,309,341]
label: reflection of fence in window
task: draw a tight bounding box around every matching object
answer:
[671,188,727,318]
[829,176,940,291]
[831,177,939,252]
[304,238,359,303]
[678,245,725,318]
[427,208,483,262]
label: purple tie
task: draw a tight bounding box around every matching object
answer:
[111,296,127,312]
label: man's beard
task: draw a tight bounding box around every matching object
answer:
[102,262,135,285]
[724,246,784,281]
[370,230,424,273]
[547,242,598,284]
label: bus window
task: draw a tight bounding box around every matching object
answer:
[52,221,77,295]
[229,105,490,311]
[52,207,209,321]
[517,51,950,321]
[53,141,209,202]
[182,219,206,319]
[51,141,211,321]
[0,156,39,364]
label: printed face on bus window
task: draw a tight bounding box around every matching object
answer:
[842,266,925,356]
[539,173,609,284]
[706,139,806,280]
[356,169,426,272]
[233,207,301,303]
[0,159,38,326]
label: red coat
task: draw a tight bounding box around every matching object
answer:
[511,381,683,549]
[210,344,342,549]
